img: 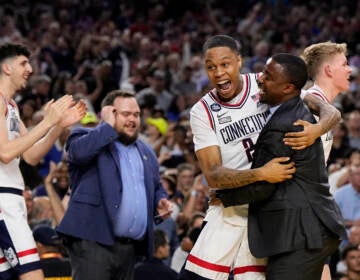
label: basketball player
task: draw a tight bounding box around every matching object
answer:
[0,43,86,280]
[183,35,341,280]
[299,41,352,280]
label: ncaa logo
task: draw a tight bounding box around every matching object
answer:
[210,103,221,112]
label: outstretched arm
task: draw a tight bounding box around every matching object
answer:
[197,145,295,189]
[0,95,75,164]
[22,98,87,165]
[283,94,341,150]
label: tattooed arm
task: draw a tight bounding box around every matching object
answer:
[283,94,341,150]
[196,146,295,189]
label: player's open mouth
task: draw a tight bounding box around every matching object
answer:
[217,80,231,91]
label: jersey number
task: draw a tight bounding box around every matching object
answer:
[242,138,255,162]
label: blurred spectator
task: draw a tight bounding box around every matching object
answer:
[170,65,197,104]
[337,245,360,280]
[19,99,37,128]
[160,174,181,220]
[37,128,70,178]
[329,149,360,194]
[247,40,269,73]
[182,174,209,220]
[17,74,52,111]
[29,197,55,229]
[345,111,360,150]
[160,125,195,168]
[136,69,173,112]
[33,225,72,280]
[171,227,202,273]
[334,164,360,246]
[34,160,70,200]
[23,188,34,223]
[143,117,168,156]
[348,226,360,247]
[175,163,195,199]
[134,229,178,280]
[79,111,99,127]
[328,121,352,169]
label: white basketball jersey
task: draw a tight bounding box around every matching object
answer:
[191,73,269,171]
[0,99,24,190]
[301,84,333,163]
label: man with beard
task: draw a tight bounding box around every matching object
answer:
[57,90,172,280]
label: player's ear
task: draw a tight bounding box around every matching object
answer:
[283,83,295,94]
[237,55,242,69]
[324,64,332,78]
[1,63,12,75]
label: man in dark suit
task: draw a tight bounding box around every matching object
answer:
[217,53,347,280]
[57,90,172,280]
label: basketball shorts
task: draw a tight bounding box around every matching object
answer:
[0,193,41,279]
[185,205,267,280]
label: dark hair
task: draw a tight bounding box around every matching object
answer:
[202,35,240,55]
[271,53,308,90]
[0,43,30,64]
[342,245,359,260]
[153,229,168,251]
[101,90,135,108]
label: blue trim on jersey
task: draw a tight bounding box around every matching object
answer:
[18,261,42,275]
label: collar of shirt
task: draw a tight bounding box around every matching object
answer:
[265,104,281,123]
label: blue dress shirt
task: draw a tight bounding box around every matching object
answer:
[113,142,148,240]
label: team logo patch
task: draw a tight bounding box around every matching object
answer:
[219,116,232,124]
[4,247,18,267]
[210,103,221,112]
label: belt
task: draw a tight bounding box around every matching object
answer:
[0,187,23,196]
[115,237,136,244]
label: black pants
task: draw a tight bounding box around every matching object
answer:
[266,232,340,280]
[67,238,136,280]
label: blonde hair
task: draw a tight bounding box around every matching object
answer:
[301,42,347,80]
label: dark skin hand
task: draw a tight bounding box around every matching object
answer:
[283,93,341,150]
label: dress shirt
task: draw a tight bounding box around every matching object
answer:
[113,142,148,240]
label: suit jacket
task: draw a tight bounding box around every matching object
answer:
[57,123,168,257]
[218,96,346,258]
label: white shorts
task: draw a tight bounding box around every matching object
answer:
[0,193,40,278]
[185,205,267,280]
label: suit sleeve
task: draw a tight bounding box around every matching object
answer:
[66,123,118,165]
[217,181,276,207]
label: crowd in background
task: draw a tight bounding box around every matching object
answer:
[1,0,359,279]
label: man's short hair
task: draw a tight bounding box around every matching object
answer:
[341,244,360,260]
[302,42,347,80]
[0,43,30,64]
[272,53,308,90]
[203,35,240,55]
[101,90,135,108]
[153,229,168,251]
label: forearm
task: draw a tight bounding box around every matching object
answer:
[44,182,65,225]
[0,119,53,164]
[207,166,263,189]
[23,125,63,165]
[304,94,341,135]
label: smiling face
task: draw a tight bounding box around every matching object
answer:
[113,96,141,144]
[257,58,293,106]
[328,52,352,93]
[7,55,33,91]
[204,46,242,102]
